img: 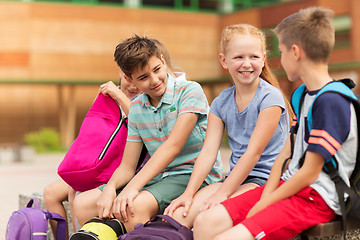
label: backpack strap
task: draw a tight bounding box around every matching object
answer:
[306,81,357,133]
[28,199,67,240]
[282,84,307,173]
[43,210,67,240]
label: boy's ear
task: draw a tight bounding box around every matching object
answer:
[219,53,228,70]
[291,44,301,61]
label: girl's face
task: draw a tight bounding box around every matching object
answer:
[119,72,142,99]
[219,33,265,86]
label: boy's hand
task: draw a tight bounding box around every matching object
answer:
[199,191,227,212]
[164,192,193,217]
[96,185,117,219]
[112,187,139,222]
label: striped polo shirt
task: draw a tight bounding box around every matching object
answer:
[127,74,223,184]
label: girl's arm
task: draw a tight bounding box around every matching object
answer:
[211,106,283,200]
[99,81,132,115]
[164,112,225,216]
[247,151,324,218]
[260,133,292,199]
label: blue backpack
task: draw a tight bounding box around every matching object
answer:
[6,198,66,240]
[290,79,360,239]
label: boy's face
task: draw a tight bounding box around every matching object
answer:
[278,37,300,82]
[126,55,168,106]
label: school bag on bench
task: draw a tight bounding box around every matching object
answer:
[6,198,66,240]
[58,93,133,192]
[70,217,125,240]
[291,78,360,240]
[120,215,193,240]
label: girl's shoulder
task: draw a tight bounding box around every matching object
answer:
[215,85,236,100]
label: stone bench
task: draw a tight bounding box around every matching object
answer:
[20,193,360,240]
[291,218,360,240]
[19,193,75,240]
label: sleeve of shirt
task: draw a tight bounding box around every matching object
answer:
[307,92,351,160]
[210,95,221,118]
[259,88,286,112]
[178,81,209,116]
[127,103,142,143]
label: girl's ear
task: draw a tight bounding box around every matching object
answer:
[219,53,228,70]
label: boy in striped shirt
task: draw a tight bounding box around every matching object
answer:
[95,35,222,235]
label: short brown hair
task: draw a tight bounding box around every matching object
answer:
[114,35,162,78]
[274,7,335,63]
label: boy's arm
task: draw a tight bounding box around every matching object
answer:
[112,112,199,221]
[97,141,143,219]
[247,151,324,218]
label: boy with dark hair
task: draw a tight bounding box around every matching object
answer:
[193,7,357,240]
[82,35,222,236]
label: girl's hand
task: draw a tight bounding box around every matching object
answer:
[246,200,267,218]
[199,191,227,212]
[99,81,122,100]
[96,186,117,219]
[164,192,194,217]
[112,187,139,222]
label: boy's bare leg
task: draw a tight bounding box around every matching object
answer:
[43,179,69,238]
[193,204,233,240]
[73,188,102,226]
[172,182,259,229]
[121,190,159,231]
[172,183,221,228]
[214,224,255,240]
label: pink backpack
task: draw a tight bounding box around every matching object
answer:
[58,94,128,191]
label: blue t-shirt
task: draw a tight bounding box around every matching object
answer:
[210,78,288,179]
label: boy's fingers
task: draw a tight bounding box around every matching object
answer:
[183,202,191,217]
[120,199,128,222]
[127,198,135,217]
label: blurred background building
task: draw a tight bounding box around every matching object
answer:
[0,0,359,148]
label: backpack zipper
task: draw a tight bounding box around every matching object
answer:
[98,101,124,160]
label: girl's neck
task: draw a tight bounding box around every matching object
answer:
[234,77,260,112]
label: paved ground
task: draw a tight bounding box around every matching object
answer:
[0,153,65,239]
[0,148,231,239]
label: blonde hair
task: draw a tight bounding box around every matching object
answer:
[274,7,334,63]
[220,24,293,120]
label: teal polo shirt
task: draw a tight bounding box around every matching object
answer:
[127,75,223,184]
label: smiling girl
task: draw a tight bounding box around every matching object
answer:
[164,24,292,229]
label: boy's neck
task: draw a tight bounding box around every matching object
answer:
[300,61,332,91]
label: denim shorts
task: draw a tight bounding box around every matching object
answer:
[220,175,267,186]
